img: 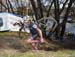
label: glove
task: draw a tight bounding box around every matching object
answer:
[40,38,44,43]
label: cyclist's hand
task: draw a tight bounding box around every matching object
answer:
[40,38,44,43]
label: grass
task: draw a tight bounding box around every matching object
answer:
[0,31,26,36]
[0,31,18,36]
[0,32,75,57]
[0,50,75,57]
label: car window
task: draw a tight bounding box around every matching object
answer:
[0,18,3,27]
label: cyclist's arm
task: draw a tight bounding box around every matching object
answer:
[33,24,44,43]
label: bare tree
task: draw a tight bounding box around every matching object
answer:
[60,0,75,40]
[46,1,54,17]
[6,0,11,13]
[0,0,7,12]
[7,0,15,14]
[37,0,43,18]
[59,0,68,15]
[30,0,39,20]
[52,0,60,39]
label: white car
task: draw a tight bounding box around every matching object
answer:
[0,12,23,31]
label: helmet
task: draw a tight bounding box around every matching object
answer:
[23,16,33,22]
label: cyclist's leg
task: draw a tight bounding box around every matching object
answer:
[27,34,39,50]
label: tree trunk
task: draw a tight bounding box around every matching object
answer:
[6,0,11,13]
[0,2,7,9]
[60,0,74,39]
[37,0,43,18]
[59,0,68,15]
[0,0,2,12]
[53,0,60,39]
[7,0,15,14]
[47,1,53,17]
[30,0,39,20]
[20,0,23,17]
